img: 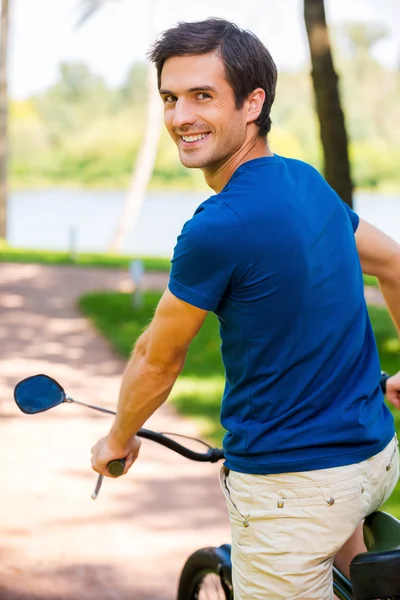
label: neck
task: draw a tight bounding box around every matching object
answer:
[203,137,273,193]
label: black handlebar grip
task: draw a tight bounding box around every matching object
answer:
[107,458,126,477]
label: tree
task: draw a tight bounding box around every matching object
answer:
[79,0,163,253]
[108,63,162,252]
[340,22,388,59]
[303,0,353,207]
[338,21,388,85]
[0,0,9,240]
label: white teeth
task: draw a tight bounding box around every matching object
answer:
[182,133,208,142]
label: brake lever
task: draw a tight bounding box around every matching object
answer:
[91,459,126,499]
[91,474,103,500]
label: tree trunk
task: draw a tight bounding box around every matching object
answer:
[304,0,353,207]
[0,0,9,240]
[108,63,163,254]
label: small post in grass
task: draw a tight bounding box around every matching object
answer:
[68,227,77,262]
[130,259,144,308]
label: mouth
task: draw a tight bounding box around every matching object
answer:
[179,132,211,148]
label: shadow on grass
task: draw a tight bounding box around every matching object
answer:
[78,291,224,377]
[171,378,226,445]
[79,290,226,444]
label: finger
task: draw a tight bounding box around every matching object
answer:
[91,454,109,476]
[388,395,400,409]
[91,439,101,454]
[123,452,136,474]
[91,461,101,474]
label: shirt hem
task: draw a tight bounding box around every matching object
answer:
[224,432,395,475]
[168,278,217,311]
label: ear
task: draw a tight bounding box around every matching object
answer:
[246,88,266,124]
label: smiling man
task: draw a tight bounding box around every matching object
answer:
[159,50,270,185]
[91,18,400,599]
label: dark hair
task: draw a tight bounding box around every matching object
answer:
[147,18,278,137]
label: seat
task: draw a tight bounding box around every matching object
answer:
[364,511,400,553]
[350,511,400,600]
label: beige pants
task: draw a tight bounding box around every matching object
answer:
[219,436,399,600]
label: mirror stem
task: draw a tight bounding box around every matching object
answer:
[65,396,116,416]
[64,396,116,500]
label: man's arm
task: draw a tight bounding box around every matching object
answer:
[355,218,400,407]
[91,289,208,476]
[355,218,400,335]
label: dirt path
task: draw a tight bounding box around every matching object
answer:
[0,263,229,600]
[0,263,386,600]
[363,284,385,306]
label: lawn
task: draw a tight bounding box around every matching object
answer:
[0,245,171,272]
[78,290,400,515]
[0,245,378,288]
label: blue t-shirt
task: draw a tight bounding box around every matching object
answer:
[168,155,394,474]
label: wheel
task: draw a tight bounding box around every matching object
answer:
[178,547,346,600]
[177,545,233,600]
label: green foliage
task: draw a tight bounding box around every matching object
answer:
[350,140,400,190]
[119,62,148,107]
[367,305,400,516]
[8,24,400,192]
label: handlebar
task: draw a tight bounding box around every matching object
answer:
[108,459,126,476]
[137,428,225,462]
[106,428,225,478]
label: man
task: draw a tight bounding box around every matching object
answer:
[91,18,400,599]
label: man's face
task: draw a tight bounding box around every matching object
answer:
[160,52,249,170]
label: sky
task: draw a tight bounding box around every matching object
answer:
[9,0,400,99]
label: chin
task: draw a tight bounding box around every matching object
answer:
[179,154,206,169]
[179,150,222,170]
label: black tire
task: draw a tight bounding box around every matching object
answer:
[177,545,233,600]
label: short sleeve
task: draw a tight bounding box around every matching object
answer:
[341,200,359,233]
[308,165,360,233]
[168,202,242,311]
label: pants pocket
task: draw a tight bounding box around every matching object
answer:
[219,466,252,546]
[381,443,400,506]
[273,472,368,572]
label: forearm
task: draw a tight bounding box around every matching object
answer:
[378,272,400,335]
[356,219,400,335]
[108,332,184,451]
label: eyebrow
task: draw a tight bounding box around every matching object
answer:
[159,85,217,95]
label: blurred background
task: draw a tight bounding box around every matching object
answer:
[1,3,400,599]
[2,0,400,257]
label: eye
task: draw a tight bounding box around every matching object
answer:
[197,92,211,100]
[163,94,177,104]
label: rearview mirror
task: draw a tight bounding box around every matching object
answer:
[14,374,66,414]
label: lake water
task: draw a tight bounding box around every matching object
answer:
[7,189,400,258]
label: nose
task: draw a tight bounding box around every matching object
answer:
[172,98,196,130]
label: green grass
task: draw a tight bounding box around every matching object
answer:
[78,291,226,444]
[78,291,400,515]
[363,274,378,287]
[367,305,400,517]
[0,245,379,288]
[0,245,171,272]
